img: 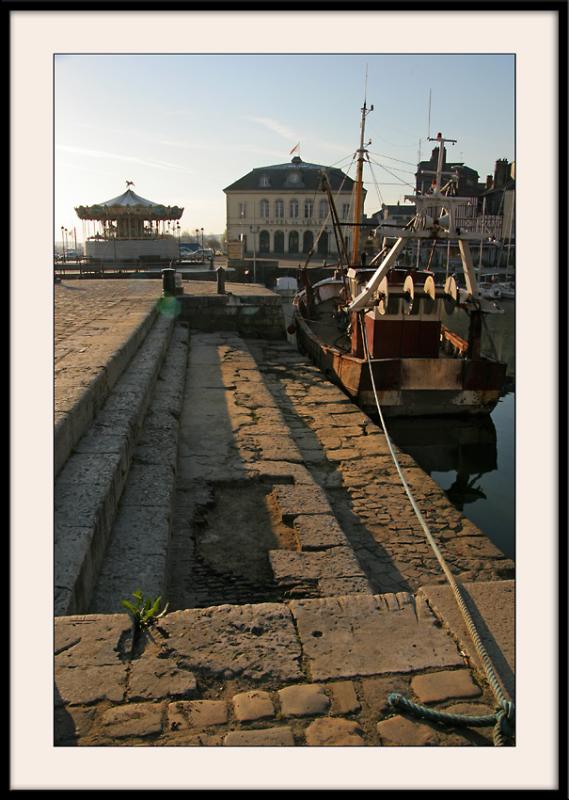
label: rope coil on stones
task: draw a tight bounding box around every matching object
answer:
[358,313,515,747]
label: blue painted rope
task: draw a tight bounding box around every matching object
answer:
[388,693,515,746]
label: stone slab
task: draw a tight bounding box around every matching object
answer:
[128,657,197,702]
[223,727,295,747]
[244,460,314,485]
[99,702,165,739]
[293,514,349,551]
[418,581,515,700]
[55,664,127,706]
[270,484,332,522]
[328,681,361,715]
[160,603,303,683]
[411,669,482,704]
[277,684,330,717]
[55,614,132,667]
[168,700,228,731]
[377,714,438,746]
[269,548,366,585]
[288,594,463,680]
[305,717,365,746]
[232,690,275,722]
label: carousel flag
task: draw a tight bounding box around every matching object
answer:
[289,142,300,155]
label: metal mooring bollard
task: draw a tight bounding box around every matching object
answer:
[162,268,176,297]
[216,266,226,294]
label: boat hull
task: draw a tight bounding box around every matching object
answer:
[294,312,506,417]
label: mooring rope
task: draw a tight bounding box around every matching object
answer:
[358,313,515,746]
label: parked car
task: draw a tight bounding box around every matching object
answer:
[187,248,214,262]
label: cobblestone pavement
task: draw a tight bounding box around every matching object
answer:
[165,332,513,609]
[54,326,515,749]
[246,340,515,592]
[55,587,511,747]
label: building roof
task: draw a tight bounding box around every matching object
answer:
[223,156,356,193]
[382,204,416,216]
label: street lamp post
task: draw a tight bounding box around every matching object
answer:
[200,227,204,259]
[250,204,257,283]
[60,226,66,263]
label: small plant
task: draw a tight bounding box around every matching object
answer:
[121,590,169,631]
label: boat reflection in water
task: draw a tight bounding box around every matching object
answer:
[388,413,497,510]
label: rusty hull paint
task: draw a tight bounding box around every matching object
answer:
[294,312,505,415]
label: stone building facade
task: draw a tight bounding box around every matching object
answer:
[224,156,361,259]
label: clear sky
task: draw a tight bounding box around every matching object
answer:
[55,53,514,243]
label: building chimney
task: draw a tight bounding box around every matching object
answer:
[486,175,493,189]
[494,159,509,189]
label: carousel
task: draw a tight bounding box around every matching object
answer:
[75,182,184,263]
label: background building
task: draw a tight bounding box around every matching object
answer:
[224,156,362,260]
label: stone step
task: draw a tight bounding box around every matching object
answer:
[89,325,189,613]
[267,485,373,598]
[54,303,158,477]
[54,313,175,616]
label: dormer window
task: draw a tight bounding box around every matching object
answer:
[259,174,270,188]
[287,172,301,186]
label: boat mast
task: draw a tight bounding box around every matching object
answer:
[426,132,457,193]
[351,99,373,265]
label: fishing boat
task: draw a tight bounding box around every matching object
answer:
[290,102,507,417]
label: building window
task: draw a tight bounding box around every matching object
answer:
[288,231,299,253]
[319,199,328,219]
[317,231,328,255]
[302,231,314,253]
[239,202,247,219]
[342,203,351,219]
[259,230,270,253]
[274,230,284,253]
[275,199,284,218]
[289,199,299,218]
[260,199,269,218]
[304,199,313,219]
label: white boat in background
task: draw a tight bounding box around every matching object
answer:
[495,281,515,299]
[479,281,503,300]
[478,280,515,301]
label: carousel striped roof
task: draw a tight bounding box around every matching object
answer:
[99,189,160,207]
